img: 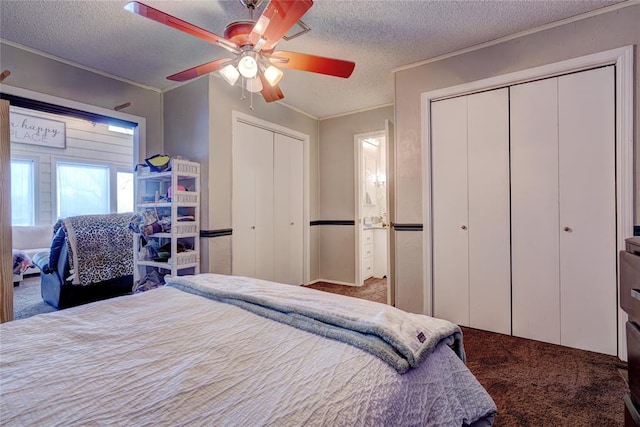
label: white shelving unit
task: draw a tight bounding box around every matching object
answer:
[133,159,200,284]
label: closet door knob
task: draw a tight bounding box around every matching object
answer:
[251,226,256,230]
[461,225,467,230]
[290,222,294,225]
[563,226,572,232]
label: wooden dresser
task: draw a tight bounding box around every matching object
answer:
[621,237,640,426]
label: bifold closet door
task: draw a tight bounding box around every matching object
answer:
[511,67,616,355]
[511,78,562,345]
[432,96,469,327]
[232,122,275,281]
[466,89,511,335]
[557,67,616,355]
[432,88,510,334]
[273,133,303,285]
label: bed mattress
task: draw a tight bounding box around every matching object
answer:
[1,279,496,426]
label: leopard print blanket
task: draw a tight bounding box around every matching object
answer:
[62,213,134,286]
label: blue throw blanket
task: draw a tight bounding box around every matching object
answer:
[165,274,464,373]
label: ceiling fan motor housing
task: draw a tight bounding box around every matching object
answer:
[224,20,256,47]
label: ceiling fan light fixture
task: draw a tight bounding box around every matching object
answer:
[253,37,267,52]
[263,64,283,86]
[246,76,263,93]
[220,63,240,86]
[253,15,270,35]
[238,54,258,78]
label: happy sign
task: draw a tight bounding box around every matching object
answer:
[10,112,66,148]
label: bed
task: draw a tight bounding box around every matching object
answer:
[0,273,496,426]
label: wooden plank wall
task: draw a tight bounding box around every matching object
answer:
[9,106,133,225]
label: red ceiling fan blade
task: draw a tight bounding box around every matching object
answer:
[167,58,232,82]
[124,1,238,50]
[259,74,285,102]
[271,51,355,78]
[249,0,313,51]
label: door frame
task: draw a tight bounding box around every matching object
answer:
[354,130,386,287]
[421,45,634,358]
[231,111,311,285]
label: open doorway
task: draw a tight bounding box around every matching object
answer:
[1,88,144,322]
[354,130,389,299]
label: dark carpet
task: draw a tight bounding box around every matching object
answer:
[462,326,627,427]
[305,277,388,304]
[305,278,628,426]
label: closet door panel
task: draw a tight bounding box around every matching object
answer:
[558,67,616,355]
[288,138,304,285]
[253,127,275,281]
[467,88,511,334]
[431,96,470,326]
[232,122,259,278]
[273,133,303,285]
[511,78,561,344]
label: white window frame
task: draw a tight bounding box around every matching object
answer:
[10,155,39,226]
[115,167,134,214]
[52,157,134,219]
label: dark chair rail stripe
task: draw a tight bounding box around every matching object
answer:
[200,229,233,238]
[200,223,425,236]
[393,223,423,231]
[310,220,355,226]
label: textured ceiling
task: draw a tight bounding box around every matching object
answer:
[0,0,627,119]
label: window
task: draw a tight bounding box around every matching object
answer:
[57,162,109,217]
[11,159,35,226]
[117,171,134,213]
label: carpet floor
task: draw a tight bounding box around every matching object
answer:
[462,326,627,426]
[12,275,56,320]
[305,277,388,304]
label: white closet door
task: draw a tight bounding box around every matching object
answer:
[273,133,303,285]
[232,122,274,281]
[233,122,259,278]
[558,67,616,355]
[432,96,470,327]
[467,88,511,335]
[253,127,275,281]
[511,78,561,345]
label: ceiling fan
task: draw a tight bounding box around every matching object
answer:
[124,0,356,103]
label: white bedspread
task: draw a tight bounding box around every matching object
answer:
[167,273,464,373]
[1,284,496,426]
